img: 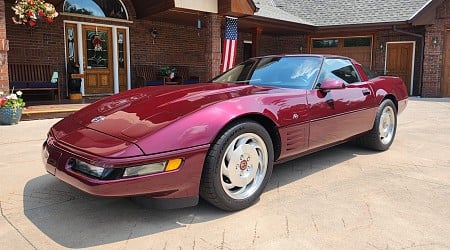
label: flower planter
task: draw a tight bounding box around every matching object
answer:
[0,108,23,125]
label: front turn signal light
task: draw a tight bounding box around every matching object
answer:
[165,159,183,172]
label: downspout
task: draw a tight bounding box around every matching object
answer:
[392,25,424,96]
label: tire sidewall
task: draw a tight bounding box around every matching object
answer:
[204,121,274,211]
[374,99,397,150]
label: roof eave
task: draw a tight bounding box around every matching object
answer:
[408,0,445,25]
[315,21,412,33]
[244,15,316,33]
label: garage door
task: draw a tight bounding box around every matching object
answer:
[311,37,372,68]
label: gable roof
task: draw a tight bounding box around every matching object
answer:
[253,0,437,27]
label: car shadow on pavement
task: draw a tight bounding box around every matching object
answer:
[23,142,378,248]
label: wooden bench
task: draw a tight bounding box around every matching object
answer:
[172,65,200,84]
[135,65,200,87]
[8,64,60,101]
[135,65,164,87]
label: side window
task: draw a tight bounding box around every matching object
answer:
[317,58,361,85]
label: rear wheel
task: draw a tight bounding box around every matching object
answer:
[358,99,397,151]
[200,121,274,211]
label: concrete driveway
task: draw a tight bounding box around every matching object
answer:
[1,98,449,249]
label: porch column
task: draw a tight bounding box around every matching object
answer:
[0,0,9,93]
[252,27,263,57]
[205,13,222,80]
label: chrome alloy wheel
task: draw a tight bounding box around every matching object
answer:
[379,105,395,144]
[220,133,268,200]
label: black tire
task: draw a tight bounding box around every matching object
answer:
[200,120,274,211]
[358,99,397,151]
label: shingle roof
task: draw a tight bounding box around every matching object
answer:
[253,1,314,25]
[254,0,433,27]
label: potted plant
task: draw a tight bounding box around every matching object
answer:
[11,0,59,28]
[0,90,26,125]
[160,66,176,81]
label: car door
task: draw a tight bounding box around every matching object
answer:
[307,58,377,149]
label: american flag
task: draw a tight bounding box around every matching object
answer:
[221,17,238,72]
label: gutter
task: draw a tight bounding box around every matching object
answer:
[392,25,424,96]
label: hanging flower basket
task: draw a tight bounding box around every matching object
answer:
[11,0,59,27]
[0,90,26,125]
[0,107,23,125]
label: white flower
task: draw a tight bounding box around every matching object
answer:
[7,94,18,100]
[0,91,3,95]
[16,91,23,97]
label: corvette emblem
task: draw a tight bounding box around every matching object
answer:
[91,116,105,123]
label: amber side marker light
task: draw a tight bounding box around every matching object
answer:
[165,158,183,172]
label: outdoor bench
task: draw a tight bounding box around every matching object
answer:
[135,65,200,87]
[135,65,164,87]
[8,63,60,101]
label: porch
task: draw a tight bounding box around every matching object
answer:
[21,96,103,120]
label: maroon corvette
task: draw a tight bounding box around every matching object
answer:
[42,55,408,211]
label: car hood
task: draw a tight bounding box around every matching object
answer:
[71,83,272,142]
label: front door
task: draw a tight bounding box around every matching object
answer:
[83,25,114,95]
[386,42,414,95]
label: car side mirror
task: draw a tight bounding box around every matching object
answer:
[319,78,345,92]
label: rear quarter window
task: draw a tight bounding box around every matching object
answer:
[361,65,379,80]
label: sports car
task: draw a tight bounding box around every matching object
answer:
[42,55,408,211]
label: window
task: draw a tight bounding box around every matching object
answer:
[64,0,128,20]
[312,39,339,48]
[212,56,322,89]
[317,58,361,85]
[361,64,379,80]
[86,29,108,68]
[343,37,371,47]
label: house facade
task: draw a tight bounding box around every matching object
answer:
[0,0,449,100]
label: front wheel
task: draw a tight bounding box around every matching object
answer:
[358,99,397,151]
[200,121,274,211]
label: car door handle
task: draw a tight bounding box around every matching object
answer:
[362,88,371,96]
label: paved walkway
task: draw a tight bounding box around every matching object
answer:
[0,99,449,249]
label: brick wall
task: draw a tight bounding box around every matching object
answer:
[5,0,445,98]
[204,14,222,80]
[5,0,216,98]
[422,0,450,97]
[0,0,8,93]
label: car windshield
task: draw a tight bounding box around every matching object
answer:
[212,56,323,89]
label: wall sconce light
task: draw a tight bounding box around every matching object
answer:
[150,28,158,44]
[379,43,384,50]
[432,37,438,46]
[197,18,201,37]
[299,45,304,53]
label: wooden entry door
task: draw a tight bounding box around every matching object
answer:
[386,42,414,95]
[442,30,450,97]
[82,25,113,94]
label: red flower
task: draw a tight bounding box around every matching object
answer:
[28,11,34,17]
[46,18,54,23]
[28,20,36,27]
[38,11,45,17]
[28,1,35,6]
[0,99,6,106]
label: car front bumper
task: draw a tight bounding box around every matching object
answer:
[42,135,209,208]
